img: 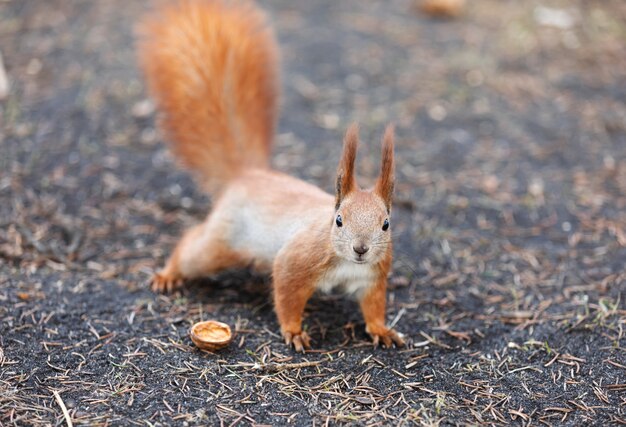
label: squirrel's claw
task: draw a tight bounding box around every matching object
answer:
[283,331,311,353]
[368,327,405,349]
[151,272,183,293]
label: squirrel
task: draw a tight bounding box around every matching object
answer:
[137,0,404,351]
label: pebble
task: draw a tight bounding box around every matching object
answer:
[132,99,155,118]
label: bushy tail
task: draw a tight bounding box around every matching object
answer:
[137,0,279,192]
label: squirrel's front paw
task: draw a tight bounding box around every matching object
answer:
[283,330,311,353]
[367,325,405,348]
[151,271,184,293]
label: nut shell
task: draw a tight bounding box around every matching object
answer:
[190,320,232,351]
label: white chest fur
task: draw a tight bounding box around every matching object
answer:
[316,261,376,297]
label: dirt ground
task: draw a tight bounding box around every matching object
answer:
[1,0,625,425]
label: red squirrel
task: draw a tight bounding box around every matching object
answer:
[137,0,404,351]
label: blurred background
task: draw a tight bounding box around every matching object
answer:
[2,0,625,214]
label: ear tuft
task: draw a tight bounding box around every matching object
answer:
[335,123,359,210]
[375,124,395,212]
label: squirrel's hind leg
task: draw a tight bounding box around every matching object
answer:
[151,216,247,293]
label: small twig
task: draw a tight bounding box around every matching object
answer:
[52,390,73,427]
[419,331,452,350]
[221,360,324,372]
[389,308,406,329]
[254,360,324,372]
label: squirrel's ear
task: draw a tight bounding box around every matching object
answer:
[335,123,359,210]
[374,124,395,212]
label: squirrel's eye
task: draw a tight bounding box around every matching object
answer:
[336,214,343,227]
[382,218,389,231]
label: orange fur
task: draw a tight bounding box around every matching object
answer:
[374,125,395,212]
[137,0,279,193]
[272,219,332,351]
[359,251,404,348]
[335,123,359,209]
[137,1,403,351]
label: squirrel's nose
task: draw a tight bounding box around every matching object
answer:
[353,244,369,255]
